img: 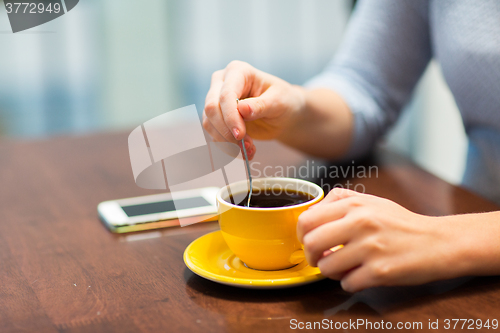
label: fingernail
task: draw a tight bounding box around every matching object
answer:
[244,141,251,149]
[232,127,240,139]
[340,280,352,293]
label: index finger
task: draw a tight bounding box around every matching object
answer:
[297,195,362,242]
[219,62,253,140]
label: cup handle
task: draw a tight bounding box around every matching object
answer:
[289,249,305,265]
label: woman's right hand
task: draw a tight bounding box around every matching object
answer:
[203,60,306,160]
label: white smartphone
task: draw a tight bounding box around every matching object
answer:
[98,187,219,233]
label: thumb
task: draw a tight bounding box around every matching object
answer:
[237,89,278,121]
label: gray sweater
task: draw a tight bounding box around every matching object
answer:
[306,0,500,204]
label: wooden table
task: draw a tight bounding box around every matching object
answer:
[1,132,499,333]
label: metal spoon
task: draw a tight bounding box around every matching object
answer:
[237,98,252,207]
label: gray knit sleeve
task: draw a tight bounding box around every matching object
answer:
[305,0,432,159]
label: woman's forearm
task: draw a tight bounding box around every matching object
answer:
[442,211,500,277]
[277,87,354,160]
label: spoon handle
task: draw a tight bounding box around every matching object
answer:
[237,98,252,207]
[241,138,252,207]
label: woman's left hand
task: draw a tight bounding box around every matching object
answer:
[297,188,467,292]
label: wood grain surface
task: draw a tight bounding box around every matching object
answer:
[0,132,498,333]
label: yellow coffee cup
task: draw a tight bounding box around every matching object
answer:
[216,177,324,270]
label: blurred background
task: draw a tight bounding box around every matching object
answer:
[0,0,467,184]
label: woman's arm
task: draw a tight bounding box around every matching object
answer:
[300,0,432,159]
[203,0,432,160]
[277,88,354,159]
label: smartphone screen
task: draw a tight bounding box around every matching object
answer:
[121,196,211,217]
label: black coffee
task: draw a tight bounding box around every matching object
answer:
[228,188,314,208]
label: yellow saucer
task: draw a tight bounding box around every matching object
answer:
[183,231,325,289]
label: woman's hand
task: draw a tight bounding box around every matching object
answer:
[203,61,306,160]
[297,188,473,292]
